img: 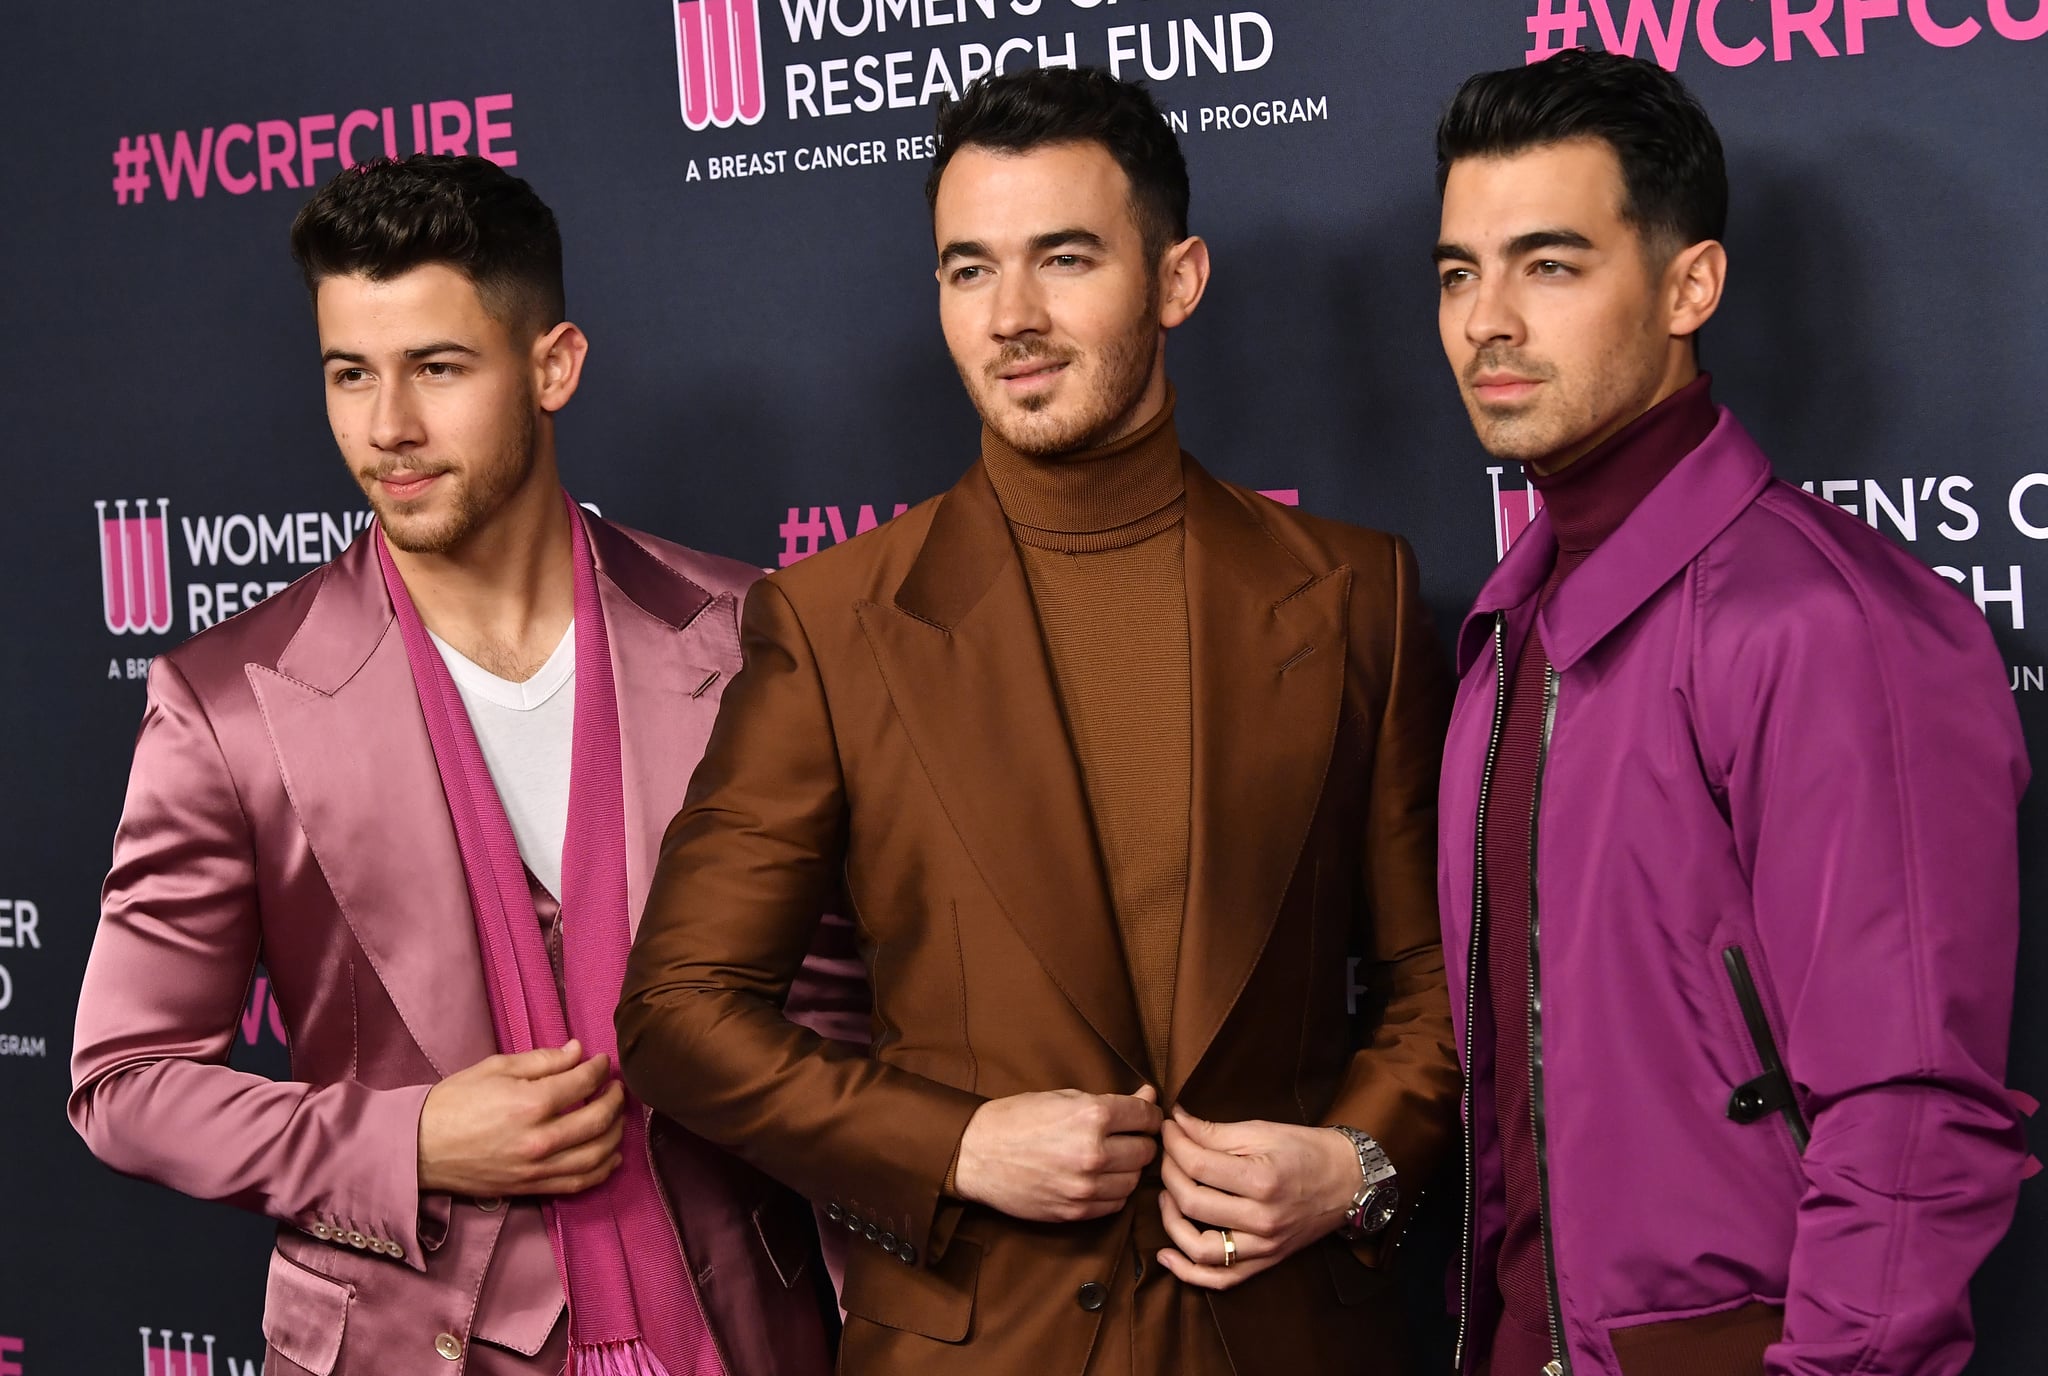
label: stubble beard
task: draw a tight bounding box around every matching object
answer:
[1464,341,1662,469]
[967,288,1161,459]
[363,405,539,556]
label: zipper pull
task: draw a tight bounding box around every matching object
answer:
[1542,1364,1564,1376]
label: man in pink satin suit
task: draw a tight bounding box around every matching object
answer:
[69,156,857,1375]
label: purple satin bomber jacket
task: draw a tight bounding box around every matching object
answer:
[1439,409,2033,1376]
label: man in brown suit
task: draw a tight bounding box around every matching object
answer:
[618,68,1458,1376]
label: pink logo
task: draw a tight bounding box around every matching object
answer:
[140,1331,211,1376]
[1487,466,1544,560]
[97,500,175,636]
[677,0,767,130]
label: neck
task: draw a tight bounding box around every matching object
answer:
[385,455,576,680]
[1527,370,1717,558]
[982,383,1185,544]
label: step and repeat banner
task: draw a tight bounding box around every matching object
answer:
[3,2,2044,1371]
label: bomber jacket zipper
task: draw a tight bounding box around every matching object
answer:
[1528,665,1569,1376]
[1723,946,1811,1153]
[1453,616,1510,1374]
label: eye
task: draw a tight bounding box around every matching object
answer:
[1045,254,1088,271]
[1439,267,1475,291]
[420,362,462,378]
[331,367,368,386]
[1532,259,1575,277]
[949,265,988,285]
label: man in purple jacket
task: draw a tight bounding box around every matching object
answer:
[1430,51,2031,1376]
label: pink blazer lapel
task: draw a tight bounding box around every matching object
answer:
[249,539,498,1078]
[583,515,742,936]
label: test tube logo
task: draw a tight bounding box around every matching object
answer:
[97,499,175,635]
[677,0,767,130]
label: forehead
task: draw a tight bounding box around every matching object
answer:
[932,141,1138,246]
[313,264,498,344]
[1439,139,1629,248]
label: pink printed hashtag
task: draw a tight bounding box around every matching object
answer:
[1526,0,1588,62]
[111,135,151,205]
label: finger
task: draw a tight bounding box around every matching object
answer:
[497,1041,583,1079]
[524,1152,624,1196]
[533,1052,615,1114]
[1081,1169,1143,1203]
[531,1114,627,1180]
[1099,1091,1165,1137]
[1100,1132,1159,1174]
[1160,1149,1270,1234]
[538,1080,627,1151]
[1157,1188,1227,1265]
[1153,1244,1277,1291]
[1170,1104,1264,1151]
[1160,1117,1271,1199]
[1133,1084,1159,1104]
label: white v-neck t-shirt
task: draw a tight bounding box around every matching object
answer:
[430,622,575,900]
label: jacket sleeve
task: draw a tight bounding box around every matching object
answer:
[1325,535,1461,1247]
[1708,560,2030,1376]
[617,578,984,1264]
[69,656,435,1271]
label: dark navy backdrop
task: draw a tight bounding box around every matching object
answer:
[3,2,2042,1371]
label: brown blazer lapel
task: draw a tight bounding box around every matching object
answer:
[1166,465,1349,1099]
[856,464,1148,1079]
[249,539,497,1078]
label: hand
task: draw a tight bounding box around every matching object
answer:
[952,1084,1162,1222]
[1154,1105,1361,1290]
[418,1040,627,1197]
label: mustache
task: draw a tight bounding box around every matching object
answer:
[984,339,1079,382]
[359,459,456,483]
[1463,348,1554,387]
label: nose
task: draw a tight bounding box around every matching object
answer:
[368,378,426,454]
[989,266,1051,343]
[1462,273,1524,353]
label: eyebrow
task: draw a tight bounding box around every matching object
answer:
[937,228,1109,267]
[320,341,482,366]
[1434,228,1596,265]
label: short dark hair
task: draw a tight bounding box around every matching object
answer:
[1435,50,1727,253]
[289,154,565,334]
[925,67,1189,261]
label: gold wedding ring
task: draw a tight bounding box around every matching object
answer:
[1221,1229,1237,1268]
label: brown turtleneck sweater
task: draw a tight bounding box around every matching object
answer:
[981,397,1190,1078]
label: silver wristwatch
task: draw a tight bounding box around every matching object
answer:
[1329,1125,1399,1239]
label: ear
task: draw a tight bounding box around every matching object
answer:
[1666,239,1726,342]
[1158,235,1212,331]
[532,321,590,415]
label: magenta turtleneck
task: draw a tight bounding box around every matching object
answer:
[1479,374,1718,1376]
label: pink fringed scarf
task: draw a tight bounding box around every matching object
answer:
[377,496,723,1376]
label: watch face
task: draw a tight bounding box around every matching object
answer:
[1364,1183,1401,1232]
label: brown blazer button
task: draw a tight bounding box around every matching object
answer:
[896,1242,918,1266]
[434,1332,463,1361]
[880,1232,898,1251]
[825,1203,843,1222]
[1077,1282,1108,1312]
[864,1223,880,1242]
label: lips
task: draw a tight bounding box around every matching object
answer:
[1471,374,1542,404]
[377,470,445,501]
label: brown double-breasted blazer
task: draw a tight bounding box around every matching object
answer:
[618,456,1459,1375]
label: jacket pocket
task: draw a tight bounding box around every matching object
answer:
[262,1248,353,1376]
[1607,1299,1783,1375]
[840,1235,980,1343]
[1721,945,1810,1153]
[752,1191,816,1290]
